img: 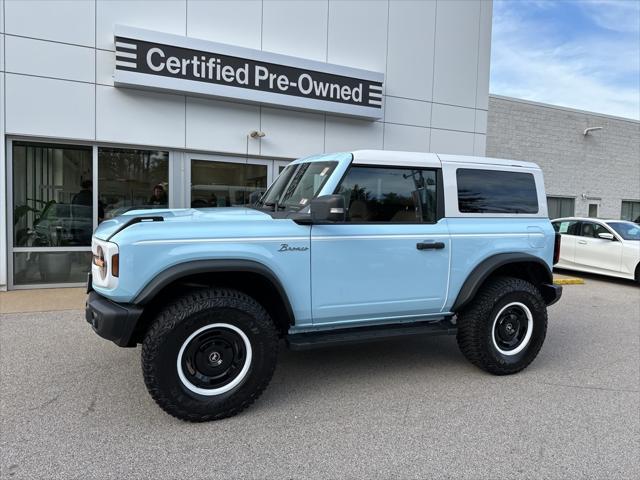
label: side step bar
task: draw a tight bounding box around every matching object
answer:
[287,319,457,351]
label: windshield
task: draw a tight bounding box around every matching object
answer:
[606,222,640,241]
[256,161,337,212]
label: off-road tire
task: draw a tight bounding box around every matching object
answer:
[141,288,278,422]
[456,276,547,375]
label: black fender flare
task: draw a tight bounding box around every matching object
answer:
[133,259,296,324]
[451,253,553,312]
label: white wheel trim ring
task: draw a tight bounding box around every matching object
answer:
[491,302,534,356]
[176,323,253,396]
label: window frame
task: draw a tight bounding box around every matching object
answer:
[331,163,444,225]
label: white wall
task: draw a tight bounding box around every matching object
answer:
[0,0,493,288]
[2,0,492,157]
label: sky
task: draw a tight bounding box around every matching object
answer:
[490,0,640,119]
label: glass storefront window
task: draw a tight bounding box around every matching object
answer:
[12,142,93,248]
[13,251,93,285]
[190,160,267,208]
[98,148,169,221]
[547,196,575,219]
[621,200,640,222]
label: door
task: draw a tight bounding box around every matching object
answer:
[575,221,622,273]
[311,165,450,326]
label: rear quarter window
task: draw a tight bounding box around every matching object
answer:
[456,168,539,214]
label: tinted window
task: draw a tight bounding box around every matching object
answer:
[553,220,580,235]
[457,169,538,214]
[336,166,437,223]
[190,160,267,208]
[547,196,575,219]
[580,222,609,238]
[13,142,93,247]
[98,148,169,221]
[621,201,640,222]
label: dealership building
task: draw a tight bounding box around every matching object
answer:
[0,0,492,290]
[0,0,638,291]
[487,95,640,222]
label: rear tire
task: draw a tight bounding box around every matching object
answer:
[456,276,547,375]
[141,288,278,422]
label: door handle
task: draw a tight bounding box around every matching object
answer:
[417,241,445,250]
[577,240,587,245]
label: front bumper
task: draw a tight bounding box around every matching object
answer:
[540,283,563,306]
[85,291,143,347]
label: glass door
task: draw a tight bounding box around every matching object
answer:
[188,155,271,208]
[9,141,94,287]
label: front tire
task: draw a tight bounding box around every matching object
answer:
[456,277,547,375]
[141,288,278,422]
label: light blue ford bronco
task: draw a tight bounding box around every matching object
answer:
[86,150,562,421]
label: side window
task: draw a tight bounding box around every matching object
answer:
[581,222,609,238]
[554,220,579,235]
[456,168,539,214]
[336,166,438,223]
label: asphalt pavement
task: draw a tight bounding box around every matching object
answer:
[1,276,638,479]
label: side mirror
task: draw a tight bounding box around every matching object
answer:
[597,232,615,241]
[310,195,346,223]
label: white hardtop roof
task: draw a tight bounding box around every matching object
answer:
[351,150,540,169]
[351,150,440,168]
[437,153,539,169]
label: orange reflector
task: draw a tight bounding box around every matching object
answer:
[111,254,119,277]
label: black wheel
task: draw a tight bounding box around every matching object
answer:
[141,288,278,422]
[456,276,547,375]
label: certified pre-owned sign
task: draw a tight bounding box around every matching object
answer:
[113,25,384,120]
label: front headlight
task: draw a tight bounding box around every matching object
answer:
[91,237,119,289]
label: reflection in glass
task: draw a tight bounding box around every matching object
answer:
[13,251,92,285]
[336,166,437,223]
[12,142,93,247]
[457,169,538,214]
[98,148,169,221]
[257,162,337,212]
[191,161,267,208]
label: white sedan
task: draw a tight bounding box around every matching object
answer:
[552,217,640,282]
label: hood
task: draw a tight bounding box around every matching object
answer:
[94,207,273,241]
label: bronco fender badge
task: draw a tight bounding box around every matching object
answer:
[278,243,309,252]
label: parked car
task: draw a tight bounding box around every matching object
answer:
[86,150,562,421]
[552,217,640,282]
